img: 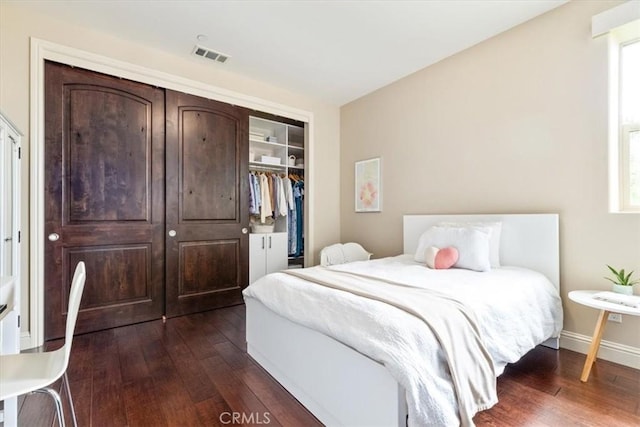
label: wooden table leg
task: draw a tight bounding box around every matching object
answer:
[580,309,609,382]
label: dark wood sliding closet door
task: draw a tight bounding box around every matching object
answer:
[44,61,166,340]
[165,91,249,317]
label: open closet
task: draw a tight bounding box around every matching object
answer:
[248,114,306,284]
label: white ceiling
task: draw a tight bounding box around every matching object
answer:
[11,0,568,106]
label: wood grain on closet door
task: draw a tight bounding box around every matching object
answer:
[165,90,249,317]
[44,61,166,339]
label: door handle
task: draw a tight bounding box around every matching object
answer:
[241,227,248,234]
[48,233,60,242]
[168,230,177,237]
[269,236,272,249]
[4,237,12,242]
[262,236,265,249]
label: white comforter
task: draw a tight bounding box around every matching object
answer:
[243,255,563,426]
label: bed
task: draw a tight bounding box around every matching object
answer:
[243,214,562,426]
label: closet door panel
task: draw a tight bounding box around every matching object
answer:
[179,240,239,293]
[181,110,237,220]
[165,90,249,317]
[66,245,151,307]
[66,86,150,222]
[44,61,165,340]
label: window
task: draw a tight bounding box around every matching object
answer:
[593,2,640,212]
[619,39,640,211]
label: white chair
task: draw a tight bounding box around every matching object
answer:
[320,242,372,266]
[0,261,86,427]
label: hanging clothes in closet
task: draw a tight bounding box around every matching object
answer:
[287,172,304,257]
[249,170,303,257]
[249,171,289,223]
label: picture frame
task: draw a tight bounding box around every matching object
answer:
[355,157,382,212]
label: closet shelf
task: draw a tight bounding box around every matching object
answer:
[250,137,287,148]
[250,161,286,170]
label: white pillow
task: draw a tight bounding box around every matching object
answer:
[414,226,492,272]
[436,221,502,267]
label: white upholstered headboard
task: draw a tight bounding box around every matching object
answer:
[403,214,560,290]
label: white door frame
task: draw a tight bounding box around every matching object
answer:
[29,38,315,349]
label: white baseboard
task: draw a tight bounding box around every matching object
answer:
[560,330,640,370]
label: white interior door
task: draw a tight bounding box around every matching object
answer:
[0,113,21,427]
[0,115,20,278]
[1,125,14,275]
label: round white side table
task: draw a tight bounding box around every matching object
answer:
[568,290,640,382]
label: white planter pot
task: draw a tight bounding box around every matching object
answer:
[611,283,634,295]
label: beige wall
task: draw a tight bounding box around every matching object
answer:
[341,0,640,349]
[0,3,341,340]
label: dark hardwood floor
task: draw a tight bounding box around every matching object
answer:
[17,304,640,426]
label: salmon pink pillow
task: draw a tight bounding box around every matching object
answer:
[425,246,459,269]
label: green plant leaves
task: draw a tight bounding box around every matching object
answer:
[605,265,639,286]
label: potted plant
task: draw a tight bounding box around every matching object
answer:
[604,265,638,295]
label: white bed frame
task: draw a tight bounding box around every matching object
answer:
[246,214,560,426]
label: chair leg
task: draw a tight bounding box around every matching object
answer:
[63,372,78,427]
[33,388,65,427]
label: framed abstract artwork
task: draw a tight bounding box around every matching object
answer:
[355,157,382,212]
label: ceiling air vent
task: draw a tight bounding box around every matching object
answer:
[193,45,229,63]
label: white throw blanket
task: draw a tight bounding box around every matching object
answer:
[243,255,563,426]
[284,267,498,426]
